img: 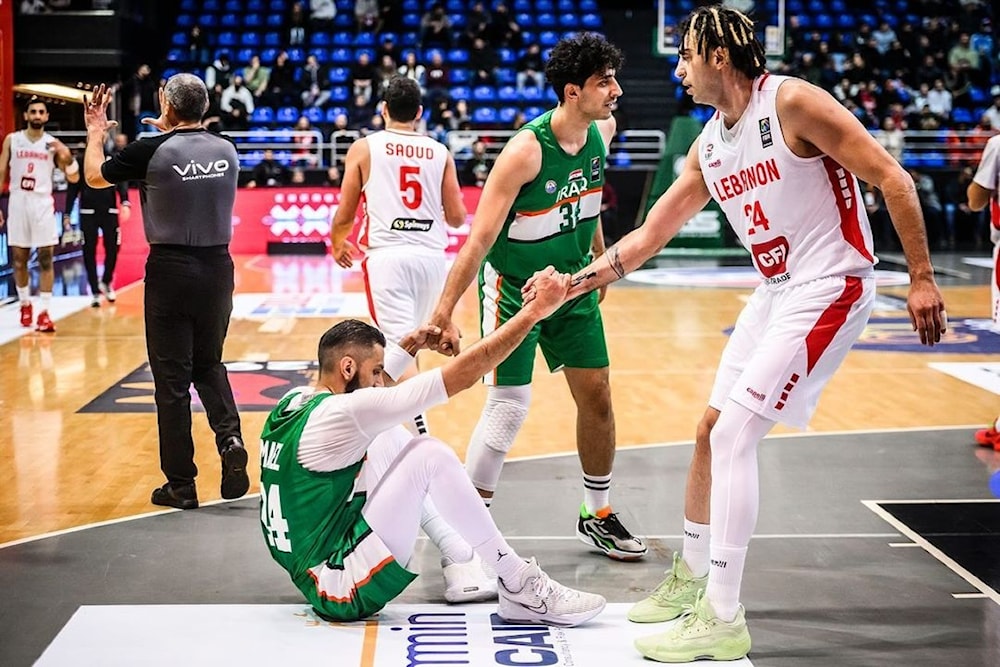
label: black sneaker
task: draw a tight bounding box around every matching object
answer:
[220,437,250,500]
[576,503,647,561]
[151,483,198,510]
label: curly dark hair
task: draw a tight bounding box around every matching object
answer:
[382,75,422,122]
[678,4,766,81]
[545,33,625,104]
[318,320,386,375]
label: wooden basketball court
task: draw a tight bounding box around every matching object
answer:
[1,254,995,546]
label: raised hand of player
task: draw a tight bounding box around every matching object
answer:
[331,240,357,269]
[82,84,118,135]
[522,266,570,320]
[907,277,947,346]
[398,323,443,356]
[427,314,461,357]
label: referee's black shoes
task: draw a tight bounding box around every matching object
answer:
[151,483,198,510]
[220,436,251,500]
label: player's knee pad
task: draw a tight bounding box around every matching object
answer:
[479,385,531,455]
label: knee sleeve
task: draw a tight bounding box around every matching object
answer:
[465,385,531,492]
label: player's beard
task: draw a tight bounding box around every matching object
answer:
[27,119,45,130]
[344,373,362,393]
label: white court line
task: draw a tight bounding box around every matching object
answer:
[889,542,920,548]
[0,426,982,550]
[863,499,1000,607]
[498,533,900,541]
[953,593,989,599]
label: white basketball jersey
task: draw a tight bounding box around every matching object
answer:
[9,130,56,196]
[360,129,449,252]
[972,134,1000,240]
[699,74,876,289]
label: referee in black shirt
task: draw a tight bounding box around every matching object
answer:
[82,74,249,510]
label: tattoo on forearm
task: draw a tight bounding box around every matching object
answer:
[607,246,626,279]
[570,271,597,287]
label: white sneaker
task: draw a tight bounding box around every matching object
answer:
[498,558,606,627]
[442,552,498,603]
[99,282,116,303]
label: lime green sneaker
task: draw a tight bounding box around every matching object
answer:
[634,590,751,663]
[627,552,707,623]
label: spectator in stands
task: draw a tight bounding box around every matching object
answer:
[470,37,498,85]
[872,21,897,56]
[355,0,382,33]
[221,75,255,131]
[290,167,307,184]
[243,54,271,106]
[510,110,526,130]
[463,1,491,47]
[203,83,225,132]
[186,25,210,67]
[420,3,452,48]
[293,115,319,167]
[363,112,385,136]
[429,97,458,136]
[948,33,981,75]
[379,0,400,33]
[288,2,308,45]
[397,52,426,95]
[377,54,398,97]
[424,51,451,102]
[330,113,355,155]
[324,164,342,187]
[883,40,911,78]
[516,43,545,96]
[267,50,297,109]
[123,63,158,138]
[909,167,947,249]
[911,53,945,91]
[206,52,233,90]
[351,52,378,106]
[946,59,974,109]
[488,2,522,49]
[875,116,905,164]
[309,0,336,32]
[247,149,290,188]
[299,54,331,109]
[453,99,471,127]
[378,35,399,66]
[795,52,822,87]
[348,93,375,131]
[461,141,490,188]
[926,78,953,122]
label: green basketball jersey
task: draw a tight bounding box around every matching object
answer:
[259,389,415,620]
[484,109,607,280]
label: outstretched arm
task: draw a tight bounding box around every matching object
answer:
[330,138,368,268]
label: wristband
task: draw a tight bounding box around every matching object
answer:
[64,161,80,175]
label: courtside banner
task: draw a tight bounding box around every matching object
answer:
[118,186,482,257]
[38,603,753,666]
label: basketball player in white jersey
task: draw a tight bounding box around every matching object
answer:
[525,5,947,662]
[0,97,79,332]
[968,133,1000,450]
[329,76,483,603]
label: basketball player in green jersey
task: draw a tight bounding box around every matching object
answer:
[428,33,646,560]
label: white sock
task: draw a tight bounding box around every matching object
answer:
[706,543,747,622]
[472,533,528,584]
[16,286,30,304]
[482,496,492,508]
[40,292,52,312]
[421,499,474,565]
[683,518,711,577]
[583,472,612,515]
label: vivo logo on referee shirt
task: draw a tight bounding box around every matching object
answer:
[172,159,231,180]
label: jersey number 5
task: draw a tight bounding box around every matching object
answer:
[399,166,423,210]
[261,483,292,552]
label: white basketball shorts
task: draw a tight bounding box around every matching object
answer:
[709,275,875,429]
[362,247,447,344]
[6,190,57,249]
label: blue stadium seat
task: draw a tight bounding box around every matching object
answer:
[303,107,324,124]
[335,0,351,10]
[523,106,544,120]
[445,0,463,11]
[276,106,299,124]
[287,47,306,62]
[402,0,419,10]
[245,13,263,28]
[328,67,350,83]
[166,48,186,63]
[241,32,261,47]
[309,47,329,62]
[829,0,846,11]
[814,14,833,29]
[237,47,254,63]
[247,0,264,10]
[217,32,237,47]
[787,0,804,12]
[522,87,544,101]
[559,13,579,28]
[449,85,472,100]
[251,107,274,124]
[326,107,348,123]
[951,108,974,124]
[513,0,531,11]
[451,68,471,84]
[402,13,421,28]
[162,68,180,79]
[536,0,554,11]
[180,0,196,11]
[581,13,601,29]
[310,32,331,46]
[333,33,353,45]
[261,47,278,63]
[330,47,353,62]
[330,86,350,102]
[265,13,283,27]
[356,48,375,61]
[268,0,287,12]
[472,85,497,101]
[424,48,444,62]
[558,0,575,10]
[176,14,194,27]
[447,48,469,64]
[204,0,221,12]
[495,67,516,85]
[497,86,518,101]
[264,31,282,46]
[472,107,498,124]
[355,32,376,46]
[448,13,466,28]
[536,13,556,28]
[401,32,420,46]
[539,30,559,46]
[171,31,188,46]
[837,14,856,29]
[579,0,597,9]
[806,0,824,12]
[499,106,519,123]
[515,13,534,28]
[497,48,515,64]
[224,0,242,12]
[334,13,353,27]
